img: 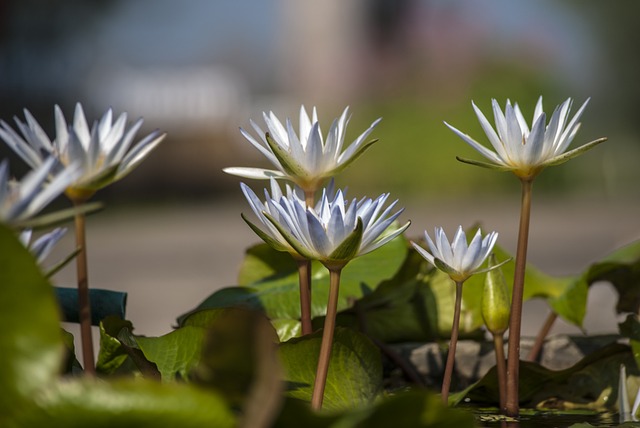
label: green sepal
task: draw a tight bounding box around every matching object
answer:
[455,156,514,172]
[13,202,103,230]
[45,247,81,278]
[472,257,511,276]
[262,211,315,260]
[433,257,462,280]
[240,213,290,253]
[543,137,608,167]
[77,164,120,192]
[265,133,309,179]
[329,139,378,176]
[327,218,364,265]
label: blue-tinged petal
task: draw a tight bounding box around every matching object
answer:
[240,182,267,218]
[460,229,483,271]
[105,118,144,166]
[362,220,410,255]
[435,228,454,263]
[30,227,66,263]
[451,226,468,269]
[223,167,286,181]
[444,122,504,165]
[73,103,91,149]
[23,109,54,152]
[87,125,102,169]
[504,103,524,159]
[263,111,289,149]
[0,159,10,204]
[299,105,313,146]
[471,102,508,161]
[306,210,331,257]
[286,117,305,162]
[0,122,43,169]
[97,108,114,141]
[327,201,347,245]
[117,131,165,181]
[412,241,435,266]
[522,113,546,165]
[533,96,544,124]
[555,98,589,155]
[332,107,350,157]
[101,112,127,154]
[54,105,70,155]
[305,122,323,174]
[336,117,381,165]
[513,103,530,136]
[491,99,509,143]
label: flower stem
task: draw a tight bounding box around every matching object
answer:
[297,259,313,335]
[311,267,342,410]
[526,311,557,362]
[505,178,533,416]
[493,334,507,412]
[441,280,464,405]
[73,204,95,375]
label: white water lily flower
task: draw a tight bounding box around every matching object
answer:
[224,106,381,193]
[445,97,606,180]
[412,226,499,283]
[0,103,166,201]
[262,185,410,269]
[20,227,67,264]
[241,178,309,256]
[0,157,79,224]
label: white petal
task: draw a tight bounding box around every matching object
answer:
[444,122,504,165]
[222,167,287,180]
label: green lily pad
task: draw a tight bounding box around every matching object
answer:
[181,236,408,336]
[278,327,382,411]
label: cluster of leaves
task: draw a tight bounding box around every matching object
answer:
[5,215,640,426]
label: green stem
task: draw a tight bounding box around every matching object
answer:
[441,280,464,405]
[311,267,342,410]
[526,311,557,362]
[73,205,95,375]
[494,334,507,412]
[297,259,313,335]
[505,178,533,416]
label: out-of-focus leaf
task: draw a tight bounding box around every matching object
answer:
[455,343,636,410]
[16,379,236,428]
[190,308,280,408]
[585,240,640,314]
[55,287,127,325]
[61,329,82,375]
[271,391,476,428]
[182,236,408,334]
[0,223,64,423]
[278,327,382,411]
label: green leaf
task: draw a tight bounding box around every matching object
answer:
[0,222,64,422]
[183,236,408,332]
[278,327,382,411]
[456,343,635,410]
[431,241,576,336]
[96,316,152,376]
[135,326,206,381]
[17,379,236,428]
[353,389,476,428]
[61,329,82,375]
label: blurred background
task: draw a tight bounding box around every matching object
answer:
[2,0,639,337]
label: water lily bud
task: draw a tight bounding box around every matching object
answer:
[482,254,511,335]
